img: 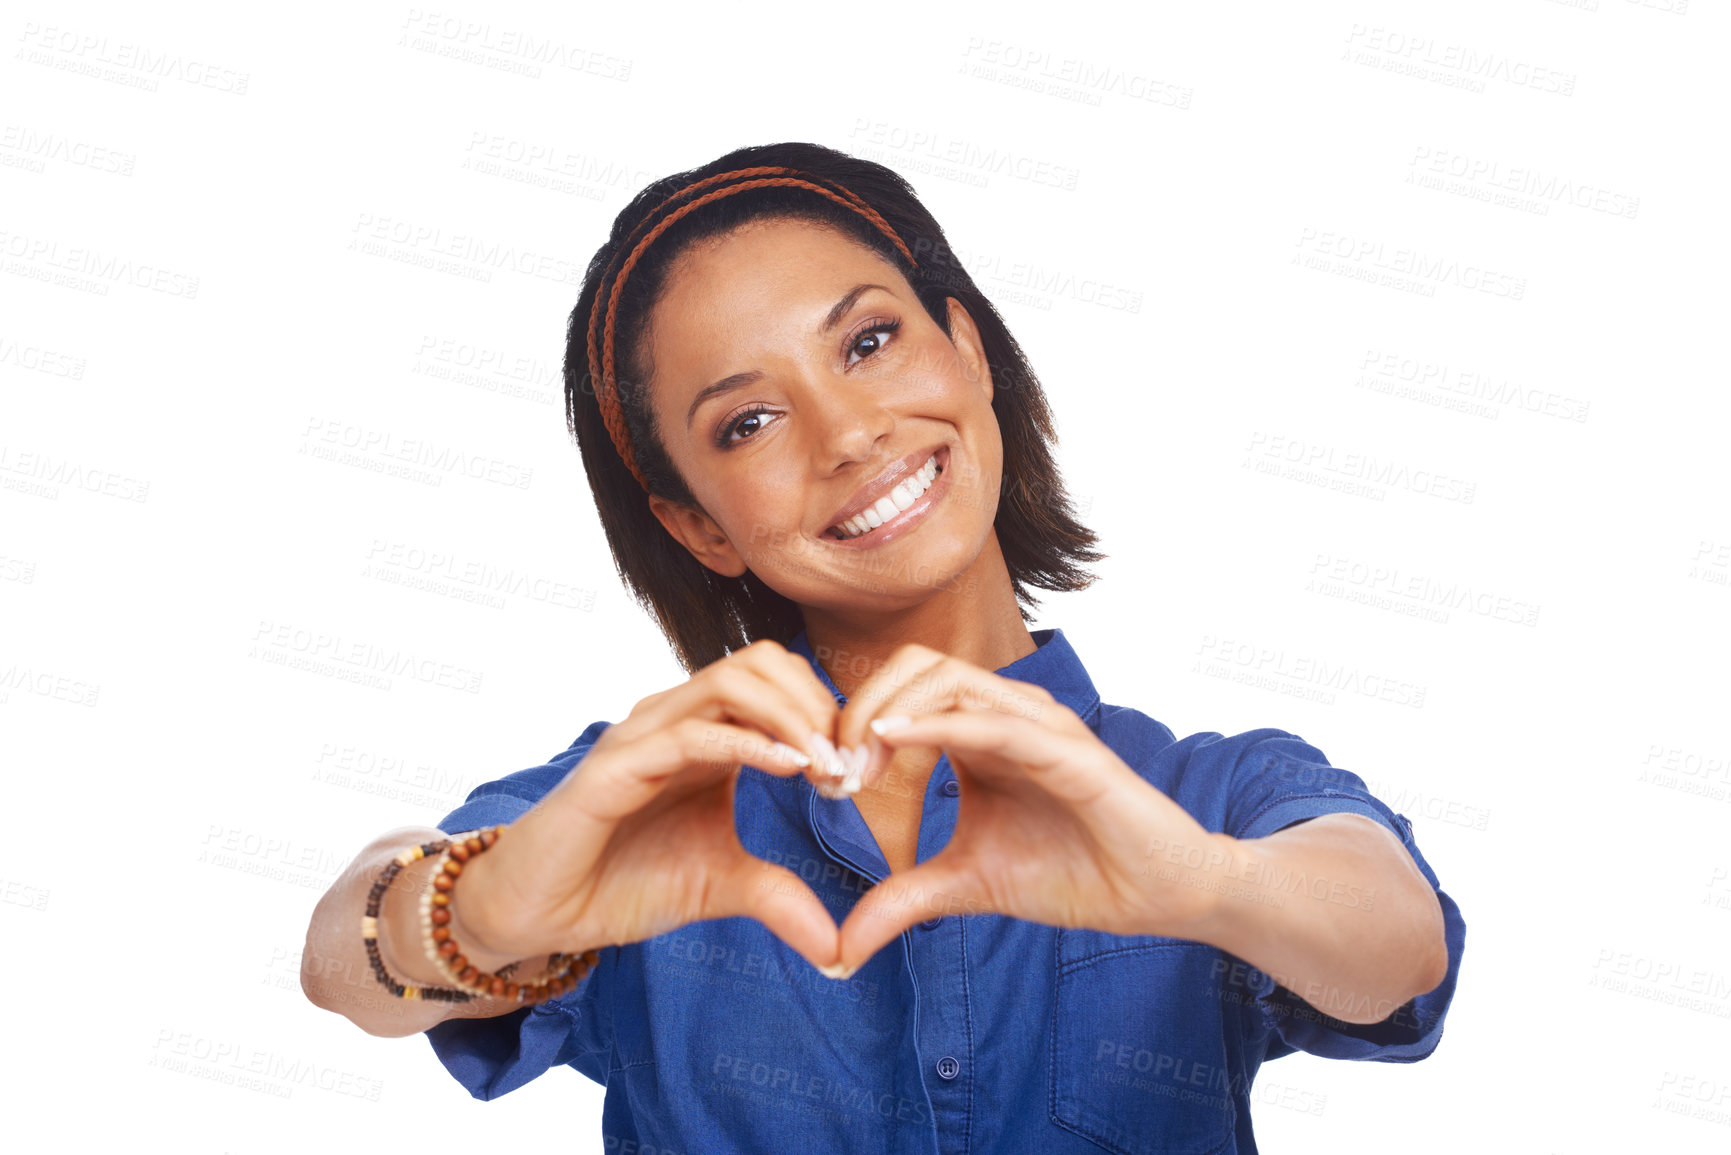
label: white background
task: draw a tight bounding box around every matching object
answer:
[3,1,1727,1150]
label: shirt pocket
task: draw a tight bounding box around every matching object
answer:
[1050,932,1236,1155]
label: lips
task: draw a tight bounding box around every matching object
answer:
[823,445,950,540]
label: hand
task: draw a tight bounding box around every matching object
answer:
[453,640,853,974]
[830,643,1229,971]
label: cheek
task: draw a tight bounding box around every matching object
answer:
[908,342,975,399]
[716,474,805,552]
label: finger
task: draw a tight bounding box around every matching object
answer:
[837,855,987,969]
[613,643,836,771]
[710,856,843,976]
[697,662,834,768]
[742,641,848,739]
[713,727,828,780]
[832,645,947,785]
[868,710,1110,802]
[568,718,812,826]
[838,648,1051,749]
[674,661,848,794]
[729,649,859,791]
[708,667,858,794]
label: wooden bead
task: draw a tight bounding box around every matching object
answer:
[459,966,479,985]
[465,836,484,854]
[430,907,450,925]
[439,941,460,959]
[431,927,449,944]
[442,858,463,877]
[489,976,507,997]
[433,873,454,892]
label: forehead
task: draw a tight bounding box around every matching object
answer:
[653,217,899,335]
[639,217,906,419]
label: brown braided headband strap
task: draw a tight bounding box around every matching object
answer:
[585,166,921,492]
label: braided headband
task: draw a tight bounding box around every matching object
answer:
[585,166,920,492]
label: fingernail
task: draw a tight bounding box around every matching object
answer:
[816,961,857,981]
[839,746,865,796]
[809,733,848,799]
[816,733,853,780]
[770,742,812,768]
[818,753,862,798]
[870,716,914,736]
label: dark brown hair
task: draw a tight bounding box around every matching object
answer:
[564,142,1103,674]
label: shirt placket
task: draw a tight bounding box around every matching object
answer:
[903,752,974,1155]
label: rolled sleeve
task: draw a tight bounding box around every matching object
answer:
[1224,730,1467,1063]
[438,790,536,837]
[421,723,615,1099]
[426,1003,594,1101]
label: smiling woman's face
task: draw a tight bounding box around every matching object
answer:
[640,216,1004,617]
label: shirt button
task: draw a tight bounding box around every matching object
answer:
[920,916,943,930]
[940,779,960,797]
[935,1056,960,1080]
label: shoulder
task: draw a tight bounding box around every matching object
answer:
[1097,701,1317,778]
[435,720,614,831]
[1097,704,1353,833]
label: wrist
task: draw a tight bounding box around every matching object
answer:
[1141,830,1256,949]
[377,851,466,987]
[440,851,525,974]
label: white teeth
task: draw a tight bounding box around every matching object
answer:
[831,454,943,539]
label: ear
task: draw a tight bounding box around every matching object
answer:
[647,494,749,578]
[945,297,993,405]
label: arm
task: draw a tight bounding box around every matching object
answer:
[305,644,860,1041]
[1177,813,1449,1025]
[301,826,543,1039]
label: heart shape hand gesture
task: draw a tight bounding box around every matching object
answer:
[448,638,1224,981]
[824,641,1224,973]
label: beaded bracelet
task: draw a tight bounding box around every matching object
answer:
[362,829,599,1004]
[418,826,602,1003]
[362,839,475,1003]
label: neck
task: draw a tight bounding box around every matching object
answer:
[798,530,1038,700]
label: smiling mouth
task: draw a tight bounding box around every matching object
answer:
[823,447,951,544]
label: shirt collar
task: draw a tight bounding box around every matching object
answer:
[785,626,1102,728]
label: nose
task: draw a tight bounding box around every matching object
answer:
[801,369,896,473]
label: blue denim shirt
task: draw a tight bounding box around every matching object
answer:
[426,627,1465,1155]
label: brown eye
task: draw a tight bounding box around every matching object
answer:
[718,408,778,448]
[844,319,902,368]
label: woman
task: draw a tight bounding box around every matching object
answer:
[303,141,1465,1155]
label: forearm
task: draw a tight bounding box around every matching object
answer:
[1169,814,1448,1025]
[300,826,534,1038]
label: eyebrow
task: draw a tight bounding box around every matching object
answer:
[684,282,892,430]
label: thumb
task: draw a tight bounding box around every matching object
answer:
[838,856,981,972]
[710,856,843,975]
